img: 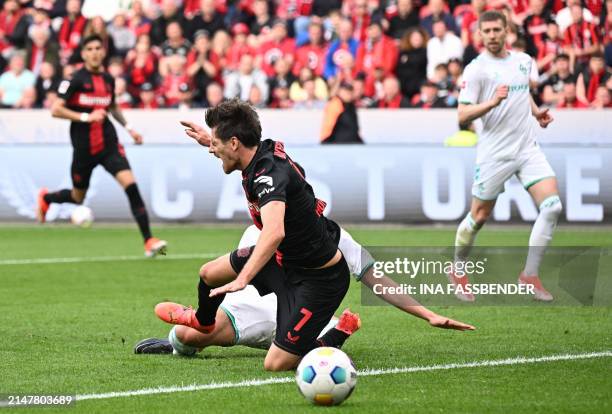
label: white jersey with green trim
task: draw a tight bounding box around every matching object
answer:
[458,51,539,164]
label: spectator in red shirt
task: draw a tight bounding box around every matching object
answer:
[256,19,296,77]
[354,18,398,98]
[537,21,564,73]
[376,76,411,108]
[293,20,327,77]
[563,3,601,67]
[576,52,610,102]
[461,0,487,49]
[523,0,555,57]
[557,81,590,107]
[0,0,24,54]
[56,0,86,64]
[226,23,254,70]
[125,34,159,95]
[159,54,190,107]
[351,0,372,42]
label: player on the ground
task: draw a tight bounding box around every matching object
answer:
[156,99,357,372]
[452,11,561,302]
[36,34,166,257]
[136,224,475,356]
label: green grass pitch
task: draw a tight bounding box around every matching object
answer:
[0,224,610,413]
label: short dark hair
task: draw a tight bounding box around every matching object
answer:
[81,34,104,48]
[205,98,262,147]
[478,10,507,28]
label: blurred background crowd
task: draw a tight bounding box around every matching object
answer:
[0,0,609,111]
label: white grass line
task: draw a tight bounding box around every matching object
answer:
[76,350,612,402]
[0,253,221,266]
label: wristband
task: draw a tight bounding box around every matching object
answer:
[80,112,90,123]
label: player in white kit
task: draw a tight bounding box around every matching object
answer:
[451,10,562,302]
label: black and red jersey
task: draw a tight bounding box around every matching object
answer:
[57,68,117,156]
[241,139,337,269]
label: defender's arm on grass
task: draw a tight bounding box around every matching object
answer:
[210,201,286,297]
[360,270,475,331]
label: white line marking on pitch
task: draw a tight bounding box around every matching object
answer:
[0,253,221,266]
[76,350,612,401]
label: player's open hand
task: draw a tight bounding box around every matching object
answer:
[209,278,248,297]
[129,129,143,145]
[492,84,509,106]
[89,109,107,123]
[428,314,476,331]
[180,120,211,147]
[534,108,553,128]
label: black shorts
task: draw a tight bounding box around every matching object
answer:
[71,144,131,189]
[230,246,350,356]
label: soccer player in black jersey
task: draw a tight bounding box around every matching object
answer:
[36,35,167,257]
[156,99,359,371]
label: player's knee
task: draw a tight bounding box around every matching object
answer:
[199,263,211,283]
[540,195,563,218]
[263,356,295,372]
[472,208,491,225]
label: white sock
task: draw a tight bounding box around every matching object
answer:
[168,326,197,356]
[523,195,562,276]
[454,213,482,262]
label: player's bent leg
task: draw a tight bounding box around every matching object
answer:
[264,343,302,372]
[520,177,562,301]
[169,309,235,355]
[37,187,87,223]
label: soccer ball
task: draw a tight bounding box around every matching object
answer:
[296,347,357,406]
[71,206,94,227]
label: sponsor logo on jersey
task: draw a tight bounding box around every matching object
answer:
[257,187,276,198]
[78,94,112,106]
[254,175,273,187]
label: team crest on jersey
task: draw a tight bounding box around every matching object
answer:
[519,63,528,75]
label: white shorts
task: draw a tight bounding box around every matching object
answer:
[220,285,337,350]
[472,147,556,201]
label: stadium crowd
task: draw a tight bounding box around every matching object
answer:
[0,0,609,110]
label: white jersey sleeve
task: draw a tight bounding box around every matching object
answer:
[458,62,482,105]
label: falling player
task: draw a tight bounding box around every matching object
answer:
[451,11,561,302]
[136,225,474,356]
[156,99,361,372]
[36,35,167,257]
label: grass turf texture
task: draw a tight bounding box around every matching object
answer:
[0,225,610,413]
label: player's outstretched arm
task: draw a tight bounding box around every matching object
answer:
[109,103,143,144]
[458,84,508,124]
[360,269,475,331]
[210,201,286,297]
[180,120,212,147]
